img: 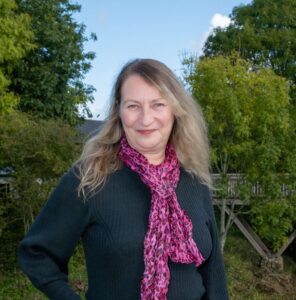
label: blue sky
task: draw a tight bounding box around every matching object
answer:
[74,0,252,120]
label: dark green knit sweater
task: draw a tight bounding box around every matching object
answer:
[18,165,229,300]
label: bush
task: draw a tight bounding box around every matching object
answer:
[0,112,81,269]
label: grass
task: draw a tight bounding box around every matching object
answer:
[224,227,296,300]
[1,229,295,300]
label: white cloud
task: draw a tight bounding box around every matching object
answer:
[190,13,231,55]
[211,13,231,29]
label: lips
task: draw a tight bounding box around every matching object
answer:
[137,129,156,135]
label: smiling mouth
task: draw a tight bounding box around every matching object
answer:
[137,129,156,135]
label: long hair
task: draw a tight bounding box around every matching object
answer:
[77,58,211,197]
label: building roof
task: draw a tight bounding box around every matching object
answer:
[76,119,104,138]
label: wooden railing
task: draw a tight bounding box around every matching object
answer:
[211,173,295,268]
[211,173,291,200]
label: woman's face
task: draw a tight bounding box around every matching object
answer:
[119,75,174,163]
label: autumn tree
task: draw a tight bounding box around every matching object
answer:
[0,0,34,114]
[183,54,296,251]
[12,0,96,124]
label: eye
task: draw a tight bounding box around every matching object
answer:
[153,102,166,109]
[127,104,139,110]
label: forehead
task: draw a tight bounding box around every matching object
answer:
[121,75,162,99]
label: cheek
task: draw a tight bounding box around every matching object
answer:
[166,120,174,135]
[120,110,136,128]
[162,111,175,131]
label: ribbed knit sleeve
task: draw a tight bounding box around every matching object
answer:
[18,167,91,300]
[199,185,229,300]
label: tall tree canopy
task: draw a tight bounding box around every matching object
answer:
[12,0,96,124]
[183,54,296,251]
[0,0,34,114]
[203,0,296,103]
[184,54,295,181]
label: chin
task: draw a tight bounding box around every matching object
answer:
[137,141,165,152]
[137,141,159,150]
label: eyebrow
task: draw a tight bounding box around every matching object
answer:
[122,98,166,103]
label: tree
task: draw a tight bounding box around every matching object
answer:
[12,0,96,124]
[183,54,296,252]
[203,0,296,104]
[0,0,34,114]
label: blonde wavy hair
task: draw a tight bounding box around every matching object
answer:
[77,58,211,197]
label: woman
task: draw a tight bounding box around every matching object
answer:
[19,58,229,300]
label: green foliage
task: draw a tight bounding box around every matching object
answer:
[0,0,35,114]
[250,199,296,251]
[185,54,292,174]
[0,112,81,268]
[12,0,96,124]
[0,73,19,114]
[183,54,296,251]
[203,0,296,102]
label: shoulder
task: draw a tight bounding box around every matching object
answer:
[50,165,81,198]
[59,165,80,187]
[44,165,87,212]
[179,168,212,197]
[178,168,213,213]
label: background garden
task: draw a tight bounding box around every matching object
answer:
[0,0,295,299]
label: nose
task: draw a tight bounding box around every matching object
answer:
[140,107,154,126]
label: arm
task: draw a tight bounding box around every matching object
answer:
[199,185,229,300]
[18,167,91,300]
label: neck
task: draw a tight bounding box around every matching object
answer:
[143,151,165,165]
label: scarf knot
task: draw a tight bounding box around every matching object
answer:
[119,136,204,300]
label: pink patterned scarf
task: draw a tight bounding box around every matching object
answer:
[119,136,204,300]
